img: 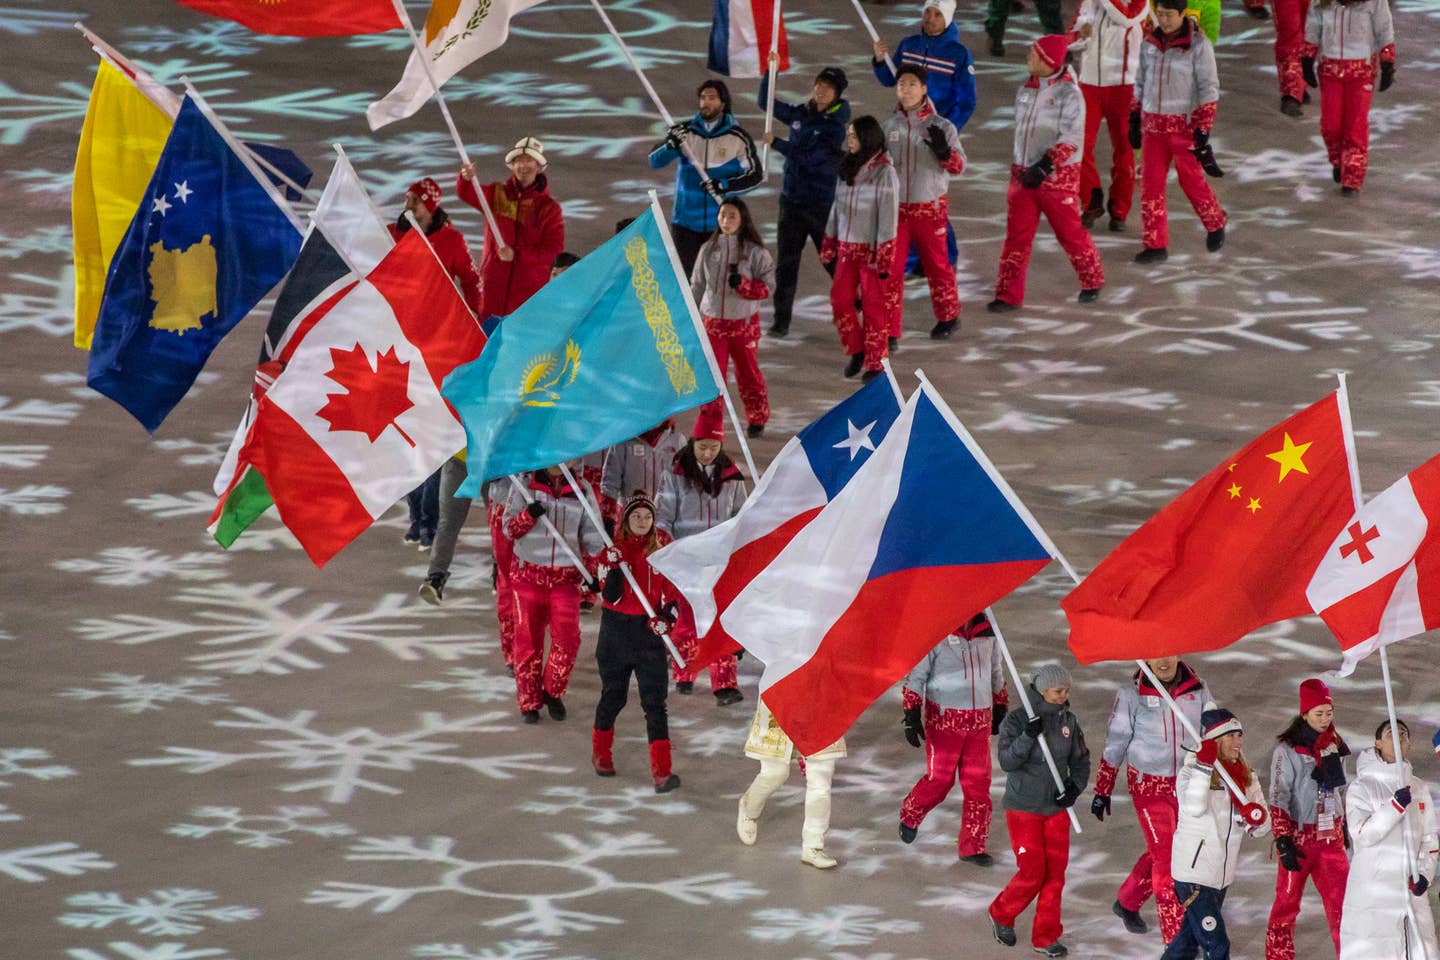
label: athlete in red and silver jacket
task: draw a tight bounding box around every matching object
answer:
[1130,0,1227,262]
[821,115,899,382]
[990,35,1105,312]
[599,420,687,524]
[1302,0,1396,194]
[882,65,965,342]
[1069,0,1147,228]
[1092,657,1215,945]
[898,612,1009,864]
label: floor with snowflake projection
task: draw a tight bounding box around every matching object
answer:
[4,1,1440,958]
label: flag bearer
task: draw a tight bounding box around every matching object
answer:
[736,700,847,869]
[898,612,1009,865]
[1302,0,1396,195]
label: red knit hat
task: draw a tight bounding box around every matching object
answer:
[407,177,442,213]
[1299,678,1333,715]
[1032,34,1069,73]
[692,407,725,442]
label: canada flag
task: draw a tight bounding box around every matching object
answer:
[1306,452,1440,675]
[228,229,485,566]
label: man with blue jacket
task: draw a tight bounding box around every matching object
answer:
[872,0,975,274]
[758,63,850,338]
[649,80,762,276]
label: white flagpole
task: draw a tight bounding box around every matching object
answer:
[879,357,905,406]
[761,0,782,171]
[556,463,687,667]
[989,608,1082,834]
[647,190,760,483]
[849,0,897,74]
[386,0,507,253]
[504,474,594,583]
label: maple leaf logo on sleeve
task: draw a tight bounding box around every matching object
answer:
[316,343,417,446]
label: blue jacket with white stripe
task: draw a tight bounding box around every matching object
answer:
[648,111,762,233]
[873,23,978,131]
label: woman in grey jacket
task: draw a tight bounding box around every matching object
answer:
[989,664,1091,958]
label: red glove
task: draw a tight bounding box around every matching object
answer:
[1196,739,1218,768]
[647,616,671,637]
[1239,803,1268,827]
[601,546,622,566]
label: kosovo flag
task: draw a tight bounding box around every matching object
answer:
[87,96,302,432]
[442,209,722,497]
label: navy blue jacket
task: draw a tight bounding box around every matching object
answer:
[648,112,761,233]
[873,23,978,131]
[757,75,851,209]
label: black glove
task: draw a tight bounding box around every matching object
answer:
[660,600,679,622]
[1019,156,1053,189]
[1396,786,1414,810]
[1301,56,1318,89]
[525,501,546,518]
[603,515,616,538]
[991,703,1007,736]
[1411,874,1430,896]
[1275,835,1305,872]
[1023,714,1043,738]
[1091,794,1112,822]
[727,265,742,290]
[1312,753,1346,789]
[1380,60,1395,92]
[587,577,601,594]
[1192,141,1225,178]
[702,179,725,201]
[664,121,687,150]
[903,706,925,748]
[1128,110,1143,150]
[1056,779,1081,808]
[735,648,744,662]
[924,124,951,163]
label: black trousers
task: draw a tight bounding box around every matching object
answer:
[594,609,670,742]
[773,197,835,328]
[671,224,711,279]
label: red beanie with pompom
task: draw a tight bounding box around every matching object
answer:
[1032,34,1070,73]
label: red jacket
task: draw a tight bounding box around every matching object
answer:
[455,173,565,320]
[601,531,674,617]
[386,221,481,315]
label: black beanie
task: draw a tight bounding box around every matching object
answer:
[815,66,849,97]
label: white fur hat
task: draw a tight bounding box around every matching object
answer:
[505,136,547,167]
[923,0,958,24]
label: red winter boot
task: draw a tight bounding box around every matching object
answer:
[648,739,681,794]
[592,728,616,777]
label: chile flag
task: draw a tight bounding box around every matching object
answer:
[720,380,1054,756]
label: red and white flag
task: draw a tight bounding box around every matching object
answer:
[230,229,485,566]
[1306,453,1440,675]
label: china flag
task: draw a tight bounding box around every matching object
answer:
[175,0,402,36]
[1064,393,1356,663]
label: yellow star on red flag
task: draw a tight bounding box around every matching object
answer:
[1267,432,1314,482]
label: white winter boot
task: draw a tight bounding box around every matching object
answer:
[736,793,758,845]
[800,847,837,869]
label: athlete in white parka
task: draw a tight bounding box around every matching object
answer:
[1338,719,1439,960]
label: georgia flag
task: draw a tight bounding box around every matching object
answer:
[1306,452,1440,675]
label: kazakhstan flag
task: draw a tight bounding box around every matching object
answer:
[87,95,302,433]
[443,209,721,497]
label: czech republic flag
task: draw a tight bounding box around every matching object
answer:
[720,380,1054,756]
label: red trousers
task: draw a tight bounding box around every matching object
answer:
[830,255,891,372]
[890,199,960,331]
[488,506,517,667]
[991,809,1071,948]
[511,576,582,711]
[703,316,769,428]
[1115,791,1184,943]
[669,600,738,690]
[1140,125,1227,250]
[1272,0,1312,101]
[1265,833,1348,960]
[899,723,994,856]
[995,171,1105,306]
[1319,61,1375,191]
[1079,82,1137,221]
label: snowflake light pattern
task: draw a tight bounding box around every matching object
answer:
[59,674,230,714]
[516,785,696,825]
[410,941,593,960]
[167,806,353,849]
[130,708,566,803]
[0,842,113,882]
[747,905,922,948]
[0,748,75,786]
[307,832,764,936]
[53,548,229,587]
[65,943,234,960]
[58,888,259,937]
[411,667,514,705]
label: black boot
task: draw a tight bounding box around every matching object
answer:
[888,336,899,354]
[544,693,566,722]
[1078,288,1101,303]
[1080,188,1104,228]
[1112,900,1148,934]
[991,916,1017,947]
[1134,246,1169,264]
[746,423,764,439]
[1332,165,1342,183]
[1280,96,1303,118]
[987,299,1018,313]
[929,318,958,339]
[959,852,994,866]
[988,34,1005,57]
[714,687,744,706]
[767,320,789,338]
[861,369,882,383]
[843,353,864,379]
[521,710,540,724]
[1206,225,1226,252]
[419,571,448,606]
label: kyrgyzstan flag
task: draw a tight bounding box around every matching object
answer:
[721,380,1052,756]
[230,229,485,566]
[175,0,402,35]
[1064,392,1356,663]
[1306,453,1440,676]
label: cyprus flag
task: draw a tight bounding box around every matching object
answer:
[367,0,549,130]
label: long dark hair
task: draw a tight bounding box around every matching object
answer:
[676,440,737,496]
[838,115,886,185]
[394,206,450,236]
[1277,714,1350,753]
[711,197,765,251]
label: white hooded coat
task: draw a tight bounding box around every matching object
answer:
[1338,748,1439,960]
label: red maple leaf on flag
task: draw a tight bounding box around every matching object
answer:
[316,343,416,446]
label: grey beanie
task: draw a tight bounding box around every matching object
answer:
[1032,663,1073,692]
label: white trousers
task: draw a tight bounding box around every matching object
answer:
[741,756,836,849]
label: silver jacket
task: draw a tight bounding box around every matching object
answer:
[1305,0,1395,61]
[1013,69,1086,168]
[1135,24,1220,118]
[1100,668,1215,780]
[654,465,747,541]
[600,427,688,505]
[825,155,900,252]
[882,101,966,205]
[690,234,777,321]
[904,631,1006,713]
